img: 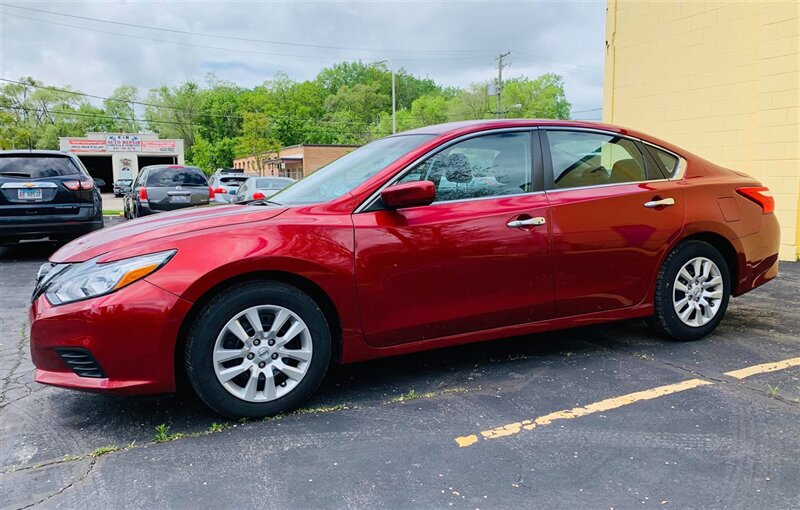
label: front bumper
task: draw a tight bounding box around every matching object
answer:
[29,278,193,395]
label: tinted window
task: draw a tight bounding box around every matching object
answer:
[146,167,208,187]
[398,132,532,203]
[648,146,679,177]
[256,178,293,189]
[0,156,80,178]
[546,131,648,189]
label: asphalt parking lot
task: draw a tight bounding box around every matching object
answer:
[1,226,799,509]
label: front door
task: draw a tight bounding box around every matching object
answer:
[352,130,554,347]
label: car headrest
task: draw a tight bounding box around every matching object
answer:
[610,158,643,183]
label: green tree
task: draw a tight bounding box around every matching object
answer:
[145,82,202,149]
[501,73,571,119]
[234,113,281,175]
[104,85,140,132]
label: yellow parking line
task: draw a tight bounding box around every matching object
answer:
[455,356,800,448]
[455,378,712,447]
[723,357,800,380]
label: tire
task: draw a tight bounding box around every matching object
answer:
[648,240,731,341]
[185,281,331,418]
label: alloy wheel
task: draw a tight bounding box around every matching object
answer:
[672,256,724,327]
[212,305,313,402]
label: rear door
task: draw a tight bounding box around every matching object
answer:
[353,130,554,347]
[146,166,210,211]
[542,129,686,317]
[0,154,89,219]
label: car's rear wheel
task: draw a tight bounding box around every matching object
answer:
[185,281,331,418]
[648,240,731,341]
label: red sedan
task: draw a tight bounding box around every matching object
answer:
[30,120,779,418]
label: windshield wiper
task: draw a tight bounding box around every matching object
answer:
[249,199,282,206]
[0,171,31,177]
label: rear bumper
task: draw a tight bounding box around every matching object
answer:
[29,279,192,395]
[0,208,102,239]
[734,213,780,296]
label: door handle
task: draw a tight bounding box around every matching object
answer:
[507,217,546,228]
[644,197,675,208]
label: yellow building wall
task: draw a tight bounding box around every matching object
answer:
[603,1,800,260]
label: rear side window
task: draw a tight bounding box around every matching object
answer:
[545,131,649,189]
[0,156,80,178]
[146,167,208,186]
[647,146,680,177]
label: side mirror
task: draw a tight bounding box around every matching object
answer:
[380,181,436,209]
[94,178,106,188]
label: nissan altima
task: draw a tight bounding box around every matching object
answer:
[29,120,779,418]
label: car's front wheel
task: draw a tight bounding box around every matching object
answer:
[185,281,331,418]
[648,240,731,341]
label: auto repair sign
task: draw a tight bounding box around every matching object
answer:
[106,134,141,152]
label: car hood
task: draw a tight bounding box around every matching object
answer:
[51,204,287,263]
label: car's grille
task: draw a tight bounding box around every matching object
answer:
[55,348,106,378]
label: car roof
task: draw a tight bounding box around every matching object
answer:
[398,119,642,138]
[0,149,77,157]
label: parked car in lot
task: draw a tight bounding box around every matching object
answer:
[209,168,250,204]
[29,120,779,418]
[232,176,295,203]
[0,150,103,245]
[123,165,212,219]
[112,179,133,197]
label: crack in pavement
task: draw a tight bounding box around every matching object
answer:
[18,458,97,510]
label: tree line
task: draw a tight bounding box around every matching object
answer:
[0,61,571,173]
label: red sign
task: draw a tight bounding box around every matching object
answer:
[141,140,176,153]
[67,139,106,153]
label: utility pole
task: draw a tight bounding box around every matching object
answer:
[496,51,511,119]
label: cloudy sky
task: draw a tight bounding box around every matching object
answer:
[0,1,605,119]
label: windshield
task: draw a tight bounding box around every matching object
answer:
[256,178,293,189]
[269,134,434,205]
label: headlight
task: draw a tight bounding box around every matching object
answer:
[42,250,176,305]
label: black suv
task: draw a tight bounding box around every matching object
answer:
[0,150,103,245]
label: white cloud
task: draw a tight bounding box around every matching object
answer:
[0,0,605,115]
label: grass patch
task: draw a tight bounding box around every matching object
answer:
[767,384,781,398]
[209,422,230,433]
[102,210,123,216]
[90,445,121,458]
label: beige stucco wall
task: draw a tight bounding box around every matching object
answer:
[603,0,799,260]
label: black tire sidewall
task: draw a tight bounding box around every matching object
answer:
[656,241,731,341]
[186,282,331,418]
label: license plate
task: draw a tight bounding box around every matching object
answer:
[170,195,190,203]
[18,189,43,200]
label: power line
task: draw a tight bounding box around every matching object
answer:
[1,11,490,64]
[570,107,602,114]
[3,3,500,56]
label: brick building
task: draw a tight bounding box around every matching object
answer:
[232,144,358,180]
[603,1,799,260]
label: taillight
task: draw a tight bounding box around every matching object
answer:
[80,179,94,190]
[213,187,226,194]
[139,187,148,201]
[252,192,265,200]
[209,186,215,202]
[736,186,774,214]
[63,181,80,191]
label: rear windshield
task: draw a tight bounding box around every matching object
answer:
[220,176,248,186]
[146,167,208,186]
[256,178,293,188]
[0,156,80,178]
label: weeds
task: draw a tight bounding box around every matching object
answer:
[767,384,781,398]
[90,445,121,458]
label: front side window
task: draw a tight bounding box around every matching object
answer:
[398,132,532,203]
[545,131,649,190]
